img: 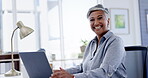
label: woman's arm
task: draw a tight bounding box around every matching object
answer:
[65,63,83,74]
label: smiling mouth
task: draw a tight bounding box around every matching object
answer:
[95,26,102,30]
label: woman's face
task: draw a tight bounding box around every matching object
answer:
[88,10,110,37]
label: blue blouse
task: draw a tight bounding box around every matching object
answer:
[66,31,127,78]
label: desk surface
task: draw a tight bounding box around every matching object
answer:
[0,74,23,78]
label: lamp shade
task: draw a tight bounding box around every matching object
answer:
[16,21,34,39]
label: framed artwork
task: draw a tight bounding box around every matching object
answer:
[145,9,148,32]
[110,8,129,34]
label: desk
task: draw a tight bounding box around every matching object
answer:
[0,74,23,78]
[0,52,20,71]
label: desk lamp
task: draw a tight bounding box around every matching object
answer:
[5,21,34,76]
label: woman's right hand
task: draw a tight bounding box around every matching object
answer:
[50,67,74,78]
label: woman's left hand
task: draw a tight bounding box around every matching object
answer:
[50,67,74,78]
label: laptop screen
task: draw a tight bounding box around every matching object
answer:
[19,52,52,78]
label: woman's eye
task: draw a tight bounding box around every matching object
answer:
[90,19,95,21]
[90,19,94,21]
[98,17,102,20]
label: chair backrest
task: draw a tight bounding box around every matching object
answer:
[125,46,147,78]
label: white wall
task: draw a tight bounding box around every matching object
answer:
[103,0,141,46]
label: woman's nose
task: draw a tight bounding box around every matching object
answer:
[94,20,100,26]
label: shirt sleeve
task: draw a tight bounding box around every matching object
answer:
[72,37,126,78]
[65,63,83,74]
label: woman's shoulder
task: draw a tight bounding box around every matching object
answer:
[105,31,122,40]
[104,31,124,45]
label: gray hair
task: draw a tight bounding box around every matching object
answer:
[87,4,109,18]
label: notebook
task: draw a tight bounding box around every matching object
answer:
[19,52,53,78]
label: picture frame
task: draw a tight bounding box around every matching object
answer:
[110,8,129,34]
[145,9,148,32]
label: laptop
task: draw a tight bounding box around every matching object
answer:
[19,52,53,78]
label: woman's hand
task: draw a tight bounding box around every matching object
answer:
[50,67,74,78]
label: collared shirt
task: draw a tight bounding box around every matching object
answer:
[66,31,127,78]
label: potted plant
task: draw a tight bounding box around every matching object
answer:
[80,39,88,53]
[78,39,88,58]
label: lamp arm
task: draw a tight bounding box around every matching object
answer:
[11,27,19,70]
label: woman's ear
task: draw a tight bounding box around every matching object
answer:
[107,18,110,27]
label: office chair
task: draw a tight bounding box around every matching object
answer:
[125,46,147,78]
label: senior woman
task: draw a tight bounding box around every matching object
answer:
[50,4,127,78]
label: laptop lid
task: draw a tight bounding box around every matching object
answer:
[19,52,52,78]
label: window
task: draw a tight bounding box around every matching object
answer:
[1,0,40,52]
[46,0,97,68]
